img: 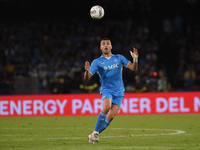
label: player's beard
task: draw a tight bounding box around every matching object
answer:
[103,48,110,55]
[103,52,109,55]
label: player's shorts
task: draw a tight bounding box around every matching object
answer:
[101,91,124,107]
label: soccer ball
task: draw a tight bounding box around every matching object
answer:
[90,5,105,20]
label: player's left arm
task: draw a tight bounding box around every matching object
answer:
[127,47,138,71]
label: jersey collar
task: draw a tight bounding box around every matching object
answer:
[101,54,113,59]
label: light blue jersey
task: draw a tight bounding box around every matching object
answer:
[89,54,130,94]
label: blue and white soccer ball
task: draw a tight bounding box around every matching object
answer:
[90,5,105,20]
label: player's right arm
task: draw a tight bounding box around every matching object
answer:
[84,61,93,80]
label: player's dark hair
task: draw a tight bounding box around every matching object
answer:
[101,38,110,41]
[100,38,111,45]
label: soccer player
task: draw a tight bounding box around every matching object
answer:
[84,38,138,144]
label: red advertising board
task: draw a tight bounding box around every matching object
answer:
[0,92,200,116]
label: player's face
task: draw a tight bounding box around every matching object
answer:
[100,40,112,54]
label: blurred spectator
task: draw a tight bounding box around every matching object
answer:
[183,64,197,91]
[79,80,98,93]
[173,14,183,33]
[162,16,173,35]
[173,60,186,91]
[195,63,200,90]
[132,75,147,93]
[157,70,171,92]
[50,76,70,94]
[4,60,15,76]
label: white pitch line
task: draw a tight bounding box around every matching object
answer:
[84,146,200,150]
[0,127,187,141]
[110,128,186,136]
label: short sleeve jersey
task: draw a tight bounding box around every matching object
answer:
[89,54,130,94]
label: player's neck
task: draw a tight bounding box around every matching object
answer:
[103,53,111,58]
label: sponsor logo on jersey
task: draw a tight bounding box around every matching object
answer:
[103,63,119,70]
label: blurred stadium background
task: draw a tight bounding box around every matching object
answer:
[0,0,200,95]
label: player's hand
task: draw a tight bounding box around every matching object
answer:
[130,47,138,58]
[130,47,138,62]
[85,61,90,71]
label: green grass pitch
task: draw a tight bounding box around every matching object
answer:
[0,114,200,150]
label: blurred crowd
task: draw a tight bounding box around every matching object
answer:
[0,0,200,94]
